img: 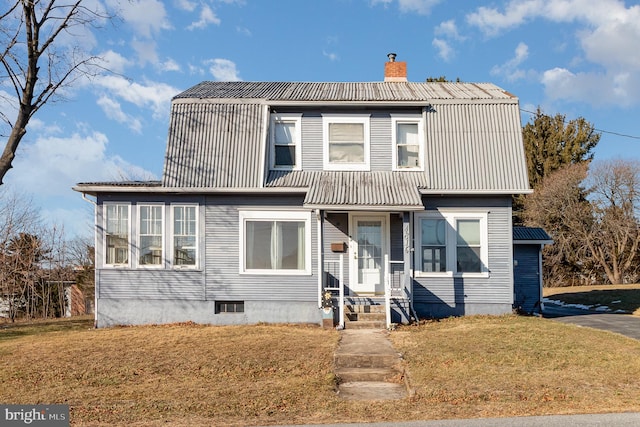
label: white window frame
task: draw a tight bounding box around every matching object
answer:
[239,210,312,275]
[391,114,424,171]
[270,113,302,170]
[322,114,371,171]
[414,210,489,278]
[137,204,165,268]
[103,202,131,268]
[171,204,199,269]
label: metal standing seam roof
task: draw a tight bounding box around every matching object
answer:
[173,81,516,102]
[125,80,532,209]
[267,171,427,210]
[513,226,553,243]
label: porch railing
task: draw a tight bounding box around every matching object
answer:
[323,254,344,329]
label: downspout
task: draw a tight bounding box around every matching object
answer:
[80,193,98,328]
[407,211,418,323]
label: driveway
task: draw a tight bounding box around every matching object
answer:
[543,301,640,340]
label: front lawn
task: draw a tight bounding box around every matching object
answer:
[1,315,640,426]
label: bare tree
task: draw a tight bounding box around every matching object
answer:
[0,0,110,184]
[524,162,593,286]
[585,159,640,284]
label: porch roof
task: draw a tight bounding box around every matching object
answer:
[267,171,426,211]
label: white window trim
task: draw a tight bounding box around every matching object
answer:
[137,204,165,269]
[322,114,371,171]
[103,202,131,269]
[239,210,312,275]
[270,113,302,171]
[171,203,199,270]
[391,114,424,171]
[414,210,489,278]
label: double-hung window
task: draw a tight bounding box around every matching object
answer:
[392,115,424,170]
[239,211,311,275]
[138,205,163,266]
[415,211,488,276]
[271,113,301,170]
[323,114,370,171]
[104,203,130,267]
[172,205,198,268]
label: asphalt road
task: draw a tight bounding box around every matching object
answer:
[269,412,640,427]
[542,301,640,340]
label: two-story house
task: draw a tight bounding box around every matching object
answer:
[75,55,533,328]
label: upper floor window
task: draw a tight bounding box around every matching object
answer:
[323,114,370,171]
[270,113,301,170]
[414,211,488,277]
[392,115,424,170]
[172,204,198,268]
[104,203,130,267]
[138,205,163,266]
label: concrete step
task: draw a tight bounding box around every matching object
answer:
[343,320,386,329]
[335,367,400,382]
[334,353,401,369]
[337,381,407,400]
[345,312,386,322]
[345,304,386,314]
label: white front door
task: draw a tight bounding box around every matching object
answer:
[350,214,388,295]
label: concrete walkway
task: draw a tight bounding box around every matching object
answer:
[333,329,410,400]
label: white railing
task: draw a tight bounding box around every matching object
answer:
[323,254,344,329]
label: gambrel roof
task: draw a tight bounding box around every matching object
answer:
[76,81,531,206]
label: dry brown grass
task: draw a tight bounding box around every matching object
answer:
[1,315,640,426]
[543,284,640,315]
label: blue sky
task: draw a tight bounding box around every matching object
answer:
[3,0,640,238]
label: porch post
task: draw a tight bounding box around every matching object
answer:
[316,209,323,309]
[403,212,412,299]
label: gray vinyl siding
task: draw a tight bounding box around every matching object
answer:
[412,196,513,306]
[323,213,350,287]
[301,113,322,170]
[97,270,204,300]
[370,113,391,171]
[204,195,318,302]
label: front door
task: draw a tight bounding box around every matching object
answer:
[350,214,388,295]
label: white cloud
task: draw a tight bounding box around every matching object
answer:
[371,0,441,15]
[159,58,181,72]
[323,50,339,61]
[94,75,180,118]
[434,20,464,40]
[98,50,132,74]
[175,0,197,12]
[188,4,221,30]
[432,38,453,62]
[467,1,640,107]
[8,131,155,198]
[205,59,242,81]
[96,95,143,133]
[109,0,171,39]
[131,39,160,67]
[236,26,252,36]
[490,42,531,82]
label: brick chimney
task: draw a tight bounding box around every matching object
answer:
[384,53,407,82]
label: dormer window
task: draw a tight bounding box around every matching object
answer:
[323,114,371,171]
[270,113,301,170]
[392,114,424,170]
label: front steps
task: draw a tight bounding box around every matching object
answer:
[334,329,409,400]
[344,303,386,329]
